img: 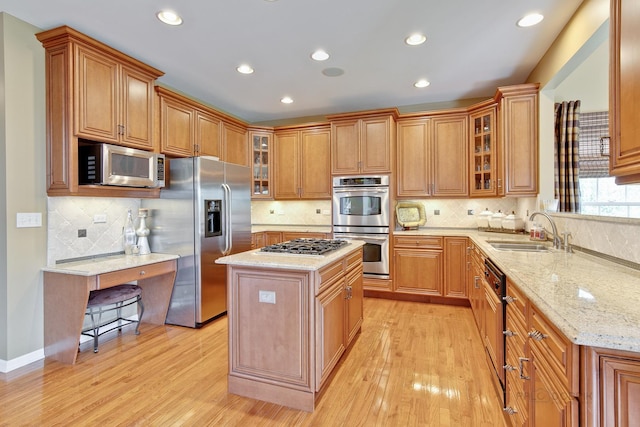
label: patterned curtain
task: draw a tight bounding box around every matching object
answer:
[554,101,581,212]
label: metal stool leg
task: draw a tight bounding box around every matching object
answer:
[135,295,144,335]
[89,308,99,353]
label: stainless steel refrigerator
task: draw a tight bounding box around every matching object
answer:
[142,157,251,327]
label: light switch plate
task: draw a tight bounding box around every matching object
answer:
[93,214,107,223]
[16,212,42,228]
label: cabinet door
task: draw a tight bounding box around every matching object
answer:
[345,265,364,346]
[75,44,119,143]
[397,119,430,197]
[120,65,155,149]
[470,107,498,196]
[315,279,346,391]
[274,131,300,199]
[331,120,360,174]
[484,283,503,378]
[393,248,443,295]
[530,356,579,427]
[501,91,538,195]
[223,122,249,166]
[265,232,283,245]
[432,115,469,197]
[196,110,221,158]
[159,96,195,157]
[610,0,640,182]
[360,117,392,173]
[444,237,468,298]
[300,127,331,199]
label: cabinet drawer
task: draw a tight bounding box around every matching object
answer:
[393,235,443,249]
[96,260,176,290]
[317,260,344,295]
[505,278,527,323]
[345,248,362,273]
[530,305,579,395]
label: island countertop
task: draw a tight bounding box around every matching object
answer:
[216,240,365,271]
[395,228,640,353]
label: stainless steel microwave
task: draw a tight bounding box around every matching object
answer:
[78,142,165,188]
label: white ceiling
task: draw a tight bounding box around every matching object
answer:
[0,0,584,124]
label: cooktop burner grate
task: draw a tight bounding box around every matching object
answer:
[260,238,348,255]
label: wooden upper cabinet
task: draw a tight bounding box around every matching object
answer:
[431,114,469,197]
[274,125,331,200]
[469,104,499,197]
[156,86,247,164]
[328,110,397,175]
[222,121,249,167]
[36,25,164,197]
[196,110,221,158]
[158,93,195,157]
[610,0,640,184]
[497,84,539,196]
[396,113,468,198]
[396,118,431,197]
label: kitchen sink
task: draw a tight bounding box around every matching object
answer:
[487,241,551,252]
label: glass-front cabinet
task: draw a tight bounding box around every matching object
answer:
[470,106,497,197]
[250,130,272,198]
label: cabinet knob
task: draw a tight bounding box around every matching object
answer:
[503,407,518,415]
[503,295,518,304]
[139,270,146,276]
[504,364,517,372]
[503,329,517,337]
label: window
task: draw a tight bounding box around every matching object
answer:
[578,111,640,218]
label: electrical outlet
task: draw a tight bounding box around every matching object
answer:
[316,209,321,214]
[434,209,440,215]
[468,209,475,215]
[258,290,276,304]
[78,229,87,238]
[93,214,107,223]
[270,209,275,214]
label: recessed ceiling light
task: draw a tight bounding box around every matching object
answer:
[414,79,430,88]
[517,13,544,28]
[156,10,183,26]
[236,64,254,74]
[311,49,330,61]
[281,96,293,104]
[405,33,427,46]
[322,67,344,77]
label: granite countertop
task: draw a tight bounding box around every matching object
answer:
[396,228,640,353]
[42,253,180,276]
[216,240,365,271]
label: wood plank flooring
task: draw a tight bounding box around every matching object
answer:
[0,298,506,426]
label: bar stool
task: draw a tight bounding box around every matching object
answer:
[81,284,144,353]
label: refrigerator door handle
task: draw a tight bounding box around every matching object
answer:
[222,183,232,255]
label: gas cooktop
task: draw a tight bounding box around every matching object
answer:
[259,238,348,255]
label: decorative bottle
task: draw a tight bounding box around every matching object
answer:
[136,208,151,255]
[123,209,137,255]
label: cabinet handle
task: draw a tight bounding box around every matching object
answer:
[504,364,517,372]
[518,357,530,380]
[503,329,517,337]
[528,329,548,341]
[497,178,502,189]
[466,261,470,271]
[503,407,518,415]
[345,286,352,300]
[503,295,518,304]
[473,276,480,289]
[117,124,125,135]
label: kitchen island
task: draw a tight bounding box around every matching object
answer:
[216,240,365,412]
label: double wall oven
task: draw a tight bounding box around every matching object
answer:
[332,175,390,279]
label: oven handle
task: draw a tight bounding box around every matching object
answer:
[335,234,388,242]
[333,188,388,194]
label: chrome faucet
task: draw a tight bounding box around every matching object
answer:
[529,211,562,250]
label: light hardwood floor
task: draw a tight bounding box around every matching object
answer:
[0,298,506,426]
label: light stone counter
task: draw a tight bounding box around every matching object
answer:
[42,253,180,276]
[395,228,640,353]
[216,240,365,271]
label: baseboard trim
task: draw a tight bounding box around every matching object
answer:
[0,348,45,373]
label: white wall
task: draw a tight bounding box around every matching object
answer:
[0,13,47,369]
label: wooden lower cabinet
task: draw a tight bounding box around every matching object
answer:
[483,280,504,393]
[583,346,640,427]
[469,243,485,336]
[443,237,467,298]
[251,231,331,249]
[392,236,443,295]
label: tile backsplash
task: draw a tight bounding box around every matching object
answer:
[47,197,140,265]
